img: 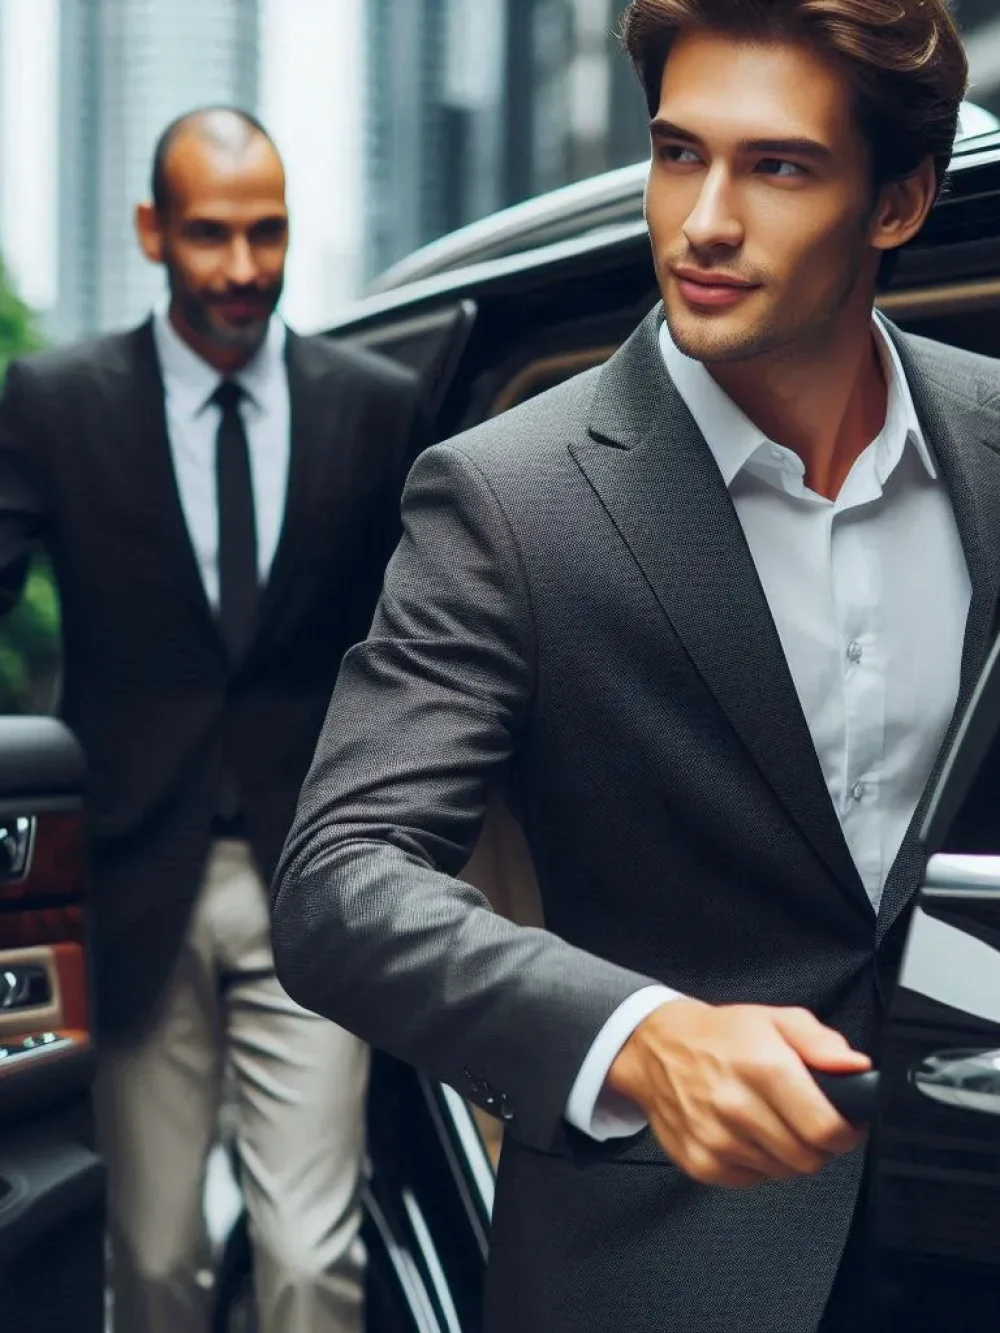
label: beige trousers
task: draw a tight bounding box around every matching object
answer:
[95,840,369,1333]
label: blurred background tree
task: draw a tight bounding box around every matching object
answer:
[0,257,60,715]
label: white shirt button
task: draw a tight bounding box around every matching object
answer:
[847,640,863,664]
[769,444,783,461]
[851,781,865,802]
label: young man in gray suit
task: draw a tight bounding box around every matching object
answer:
[272,3,994,1329]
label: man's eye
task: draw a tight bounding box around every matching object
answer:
[659,145,702,165]
[250,220,288,244]
[185,222,227,242]
[756,159,806,178]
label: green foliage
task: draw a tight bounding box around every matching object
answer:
[0,260,45,382]
[0,260,60,715]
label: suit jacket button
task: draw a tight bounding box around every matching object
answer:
[500,1095,514,1122]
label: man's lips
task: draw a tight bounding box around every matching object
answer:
[215,297,271,318]
[671,268,761,309]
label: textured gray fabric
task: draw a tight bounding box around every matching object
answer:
[271,306,1000,1332]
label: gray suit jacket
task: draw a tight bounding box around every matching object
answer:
[271,307,1000,1333]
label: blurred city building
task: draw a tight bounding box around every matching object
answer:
[364,0,649,281]
[963,0,1000,115]
[56,0,259,341]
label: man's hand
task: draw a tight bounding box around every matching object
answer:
[606,999,870,1187]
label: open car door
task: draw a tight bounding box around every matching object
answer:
[856,628,1000,1326]
[815,626,1000,1324]
[0,716,104,1332]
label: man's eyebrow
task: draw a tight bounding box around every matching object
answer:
[650,118,834,161]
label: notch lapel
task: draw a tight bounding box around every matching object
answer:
[571,308,870,917]
[876,326,1000,937]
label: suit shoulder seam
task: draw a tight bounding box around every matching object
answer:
[439,440,540,692]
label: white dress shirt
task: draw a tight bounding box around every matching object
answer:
[566,313,971,1139]
[151,307,291,606]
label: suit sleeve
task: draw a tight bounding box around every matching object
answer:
[0,361,48,614]
[271,440,655,1152]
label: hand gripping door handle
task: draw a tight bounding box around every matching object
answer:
[811,1070,881,1122]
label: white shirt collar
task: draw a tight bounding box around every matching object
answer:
[151,304,288,419]
[658,310,934,497]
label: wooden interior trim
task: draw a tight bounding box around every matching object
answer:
[490,346,619,417]
[0,945,62,1038]
[0,905,83,951]
[487,276,1000,419]
[877,275,1000,321]
[0,944,88,1039]
[0,810,87,906]
[52,941,89,1033]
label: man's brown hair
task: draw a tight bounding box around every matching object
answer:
[619,0,968,196]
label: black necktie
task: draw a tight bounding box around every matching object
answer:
[213,380,258,661]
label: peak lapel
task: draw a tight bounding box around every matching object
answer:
[571,308,869,915]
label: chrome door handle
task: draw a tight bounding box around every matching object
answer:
[0,816,34,882]
[0,964,50,1011]
[911,1049,1000,1115]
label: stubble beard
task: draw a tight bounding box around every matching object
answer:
[662,229,871,368]
[178,286,271,353]
[169,266,281,357]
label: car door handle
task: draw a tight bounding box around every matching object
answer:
[0,964,51,1011]
[811,1070,881,1122]
[0,816,34,882]
[910,1049,1000,1115]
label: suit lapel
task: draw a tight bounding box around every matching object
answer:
[125,320,222,648]
[571,307,870,916]
[877,326,1000,937]
[122,324,348,665]
[254,331,341,635]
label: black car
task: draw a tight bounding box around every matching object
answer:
[7,105,1000,1332]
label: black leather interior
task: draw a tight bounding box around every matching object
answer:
[0,719,84,801]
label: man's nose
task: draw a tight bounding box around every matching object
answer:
[683,167,744,255]
[226,237,258,286]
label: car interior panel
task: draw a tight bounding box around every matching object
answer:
[0,718,103,1333]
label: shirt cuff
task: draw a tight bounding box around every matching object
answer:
[565,985,685,1141]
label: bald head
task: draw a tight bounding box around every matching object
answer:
[137,105,288,372]
[151,106,281,216]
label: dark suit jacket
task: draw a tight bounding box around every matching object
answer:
[270,308,1000,1333]
[0,318,423,1041]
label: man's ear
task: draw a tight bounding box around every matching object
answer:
[135,202,165,264]
[869,156,937,260]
